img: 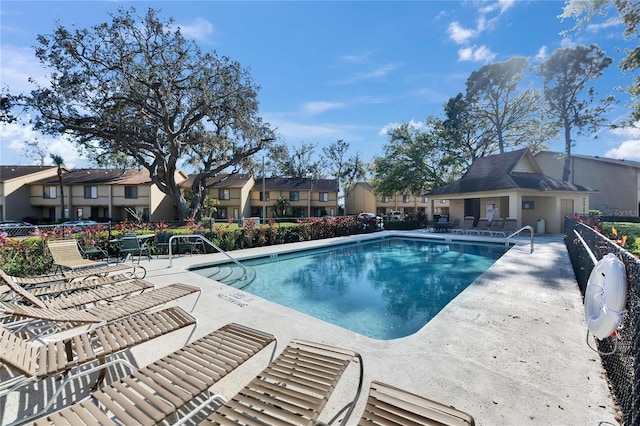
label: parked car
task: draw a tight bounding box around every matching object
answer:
[0,220,37,237]
[387,210,405,220]
[57,220,100,232]
[357,212,383,230]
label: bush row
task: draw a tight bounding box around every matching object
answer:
[0,216,376,276]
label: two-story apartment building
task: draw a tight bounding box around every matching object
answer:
[249,177,339,219]
[535,151,640,216]
[345,182,433,217]
[0,166,59,221]
[29,168,187,222]
[181,173,256,221]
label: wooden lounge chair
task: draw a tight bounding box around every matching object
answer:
[0,269,153,310]
[1,306,197,423]
[201,339,364,426]
[0,283,201,337]
[46,239,140,277]
[1,271,148,299]
[27,323,277,426]
[354,380,475,425]
[451,216,475,234]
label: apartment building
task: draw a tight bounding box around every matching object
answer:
[249,177,339,219]
[29,168,187,222]
[0,166,59,221]
[345,182,432,217]
[181,173,256,221]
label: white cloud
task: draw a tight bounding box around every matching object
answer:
[447,22,476,45]
[535,46,548,62]
[560,37,576,48]
[586,18,621,33]
[339,51,374,64]
[479,0,516,15]
[175,17,214,40]
[604,140,640,160]
[337,63,400,85]
[457,45,496,63]
[1,121,86,168]
[1,45,48,92]
[378,119,425,136]
[302,101,345,116]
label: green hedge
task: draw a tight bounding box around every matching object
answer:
[1,217,373,277]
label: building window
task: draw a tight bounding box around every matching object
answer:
[76,208,84,219]
[217,207,227,219]
[290,192,300,201]
[403,195,410,203]
[422,196,428,203]
[319,192,329,202]
[259,191,269,201]
[382,195,390,203]
[124,186,138,199]
[43,186,57,199]
[219,189,230,200]
[84,186,98,199]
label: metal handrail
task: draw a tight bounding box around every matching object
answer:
[168,234,248,278]
[505,225,535,253]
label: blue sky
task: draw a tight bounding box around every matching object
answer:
[1,0,639,170]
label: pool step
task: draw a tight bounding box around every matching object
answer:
[208,265,256,289]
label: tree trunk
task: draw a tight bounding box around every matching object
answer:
[562,122,572,182]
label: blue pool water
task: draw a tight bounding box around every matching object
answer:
[194,237,507,340]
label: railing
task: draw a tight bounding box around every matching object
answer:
[168,234,248,279]
[505,225,535,253]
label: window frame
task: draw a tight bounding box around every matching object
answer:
[124,186,138,199]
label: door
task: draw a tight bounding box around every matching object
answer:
[560,199,574,233]
[464,198,481,226]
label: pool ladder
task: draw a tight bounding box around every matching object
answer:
[505,225,535,253]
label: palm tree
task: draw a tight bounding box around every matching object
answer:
[50,154,65,220]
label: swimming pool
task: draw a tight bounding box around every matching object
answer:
[192,237,508,340]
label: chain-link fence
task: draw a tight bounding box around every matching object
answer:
[564,217,639,426]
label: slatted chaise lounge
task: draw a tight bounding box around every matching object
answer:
[479,217,504,237]
[46,239,144,278]
[354,380,475,425]
[199,339,364,426]
[0,283,201,338]
[0,306,197,424]
[0,269,153,309]
[26,323,278,426]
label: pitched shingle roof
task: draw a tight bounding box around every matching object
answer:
[427,148,594,196]
[180,173,253,188]
[0,166,57,182]
[252,177,339,192]
[30,168,153,185]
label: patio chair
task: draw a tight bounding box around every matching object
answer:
[118,235,152,264]
[154,230,174,258]
[78,241,109,260]
[0,306,197,423]
[496,217,519,238]
[200,339,364,426]
[451,216,475,234]
[2,272,148,299]
[480,217,504,237]
[354,380,475,425]
[0,269,153,309]
[46,239,134,276]
[466,218,489,235]
[0,283,201,338]
[27,323,277,425]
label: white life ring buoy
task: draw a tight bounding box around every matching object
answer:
[584,253,627,340]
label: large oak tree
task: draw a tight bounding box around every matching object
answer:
[22,7,274,219]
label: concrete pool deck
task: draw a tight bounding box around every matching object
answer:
[1,231,620,425]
